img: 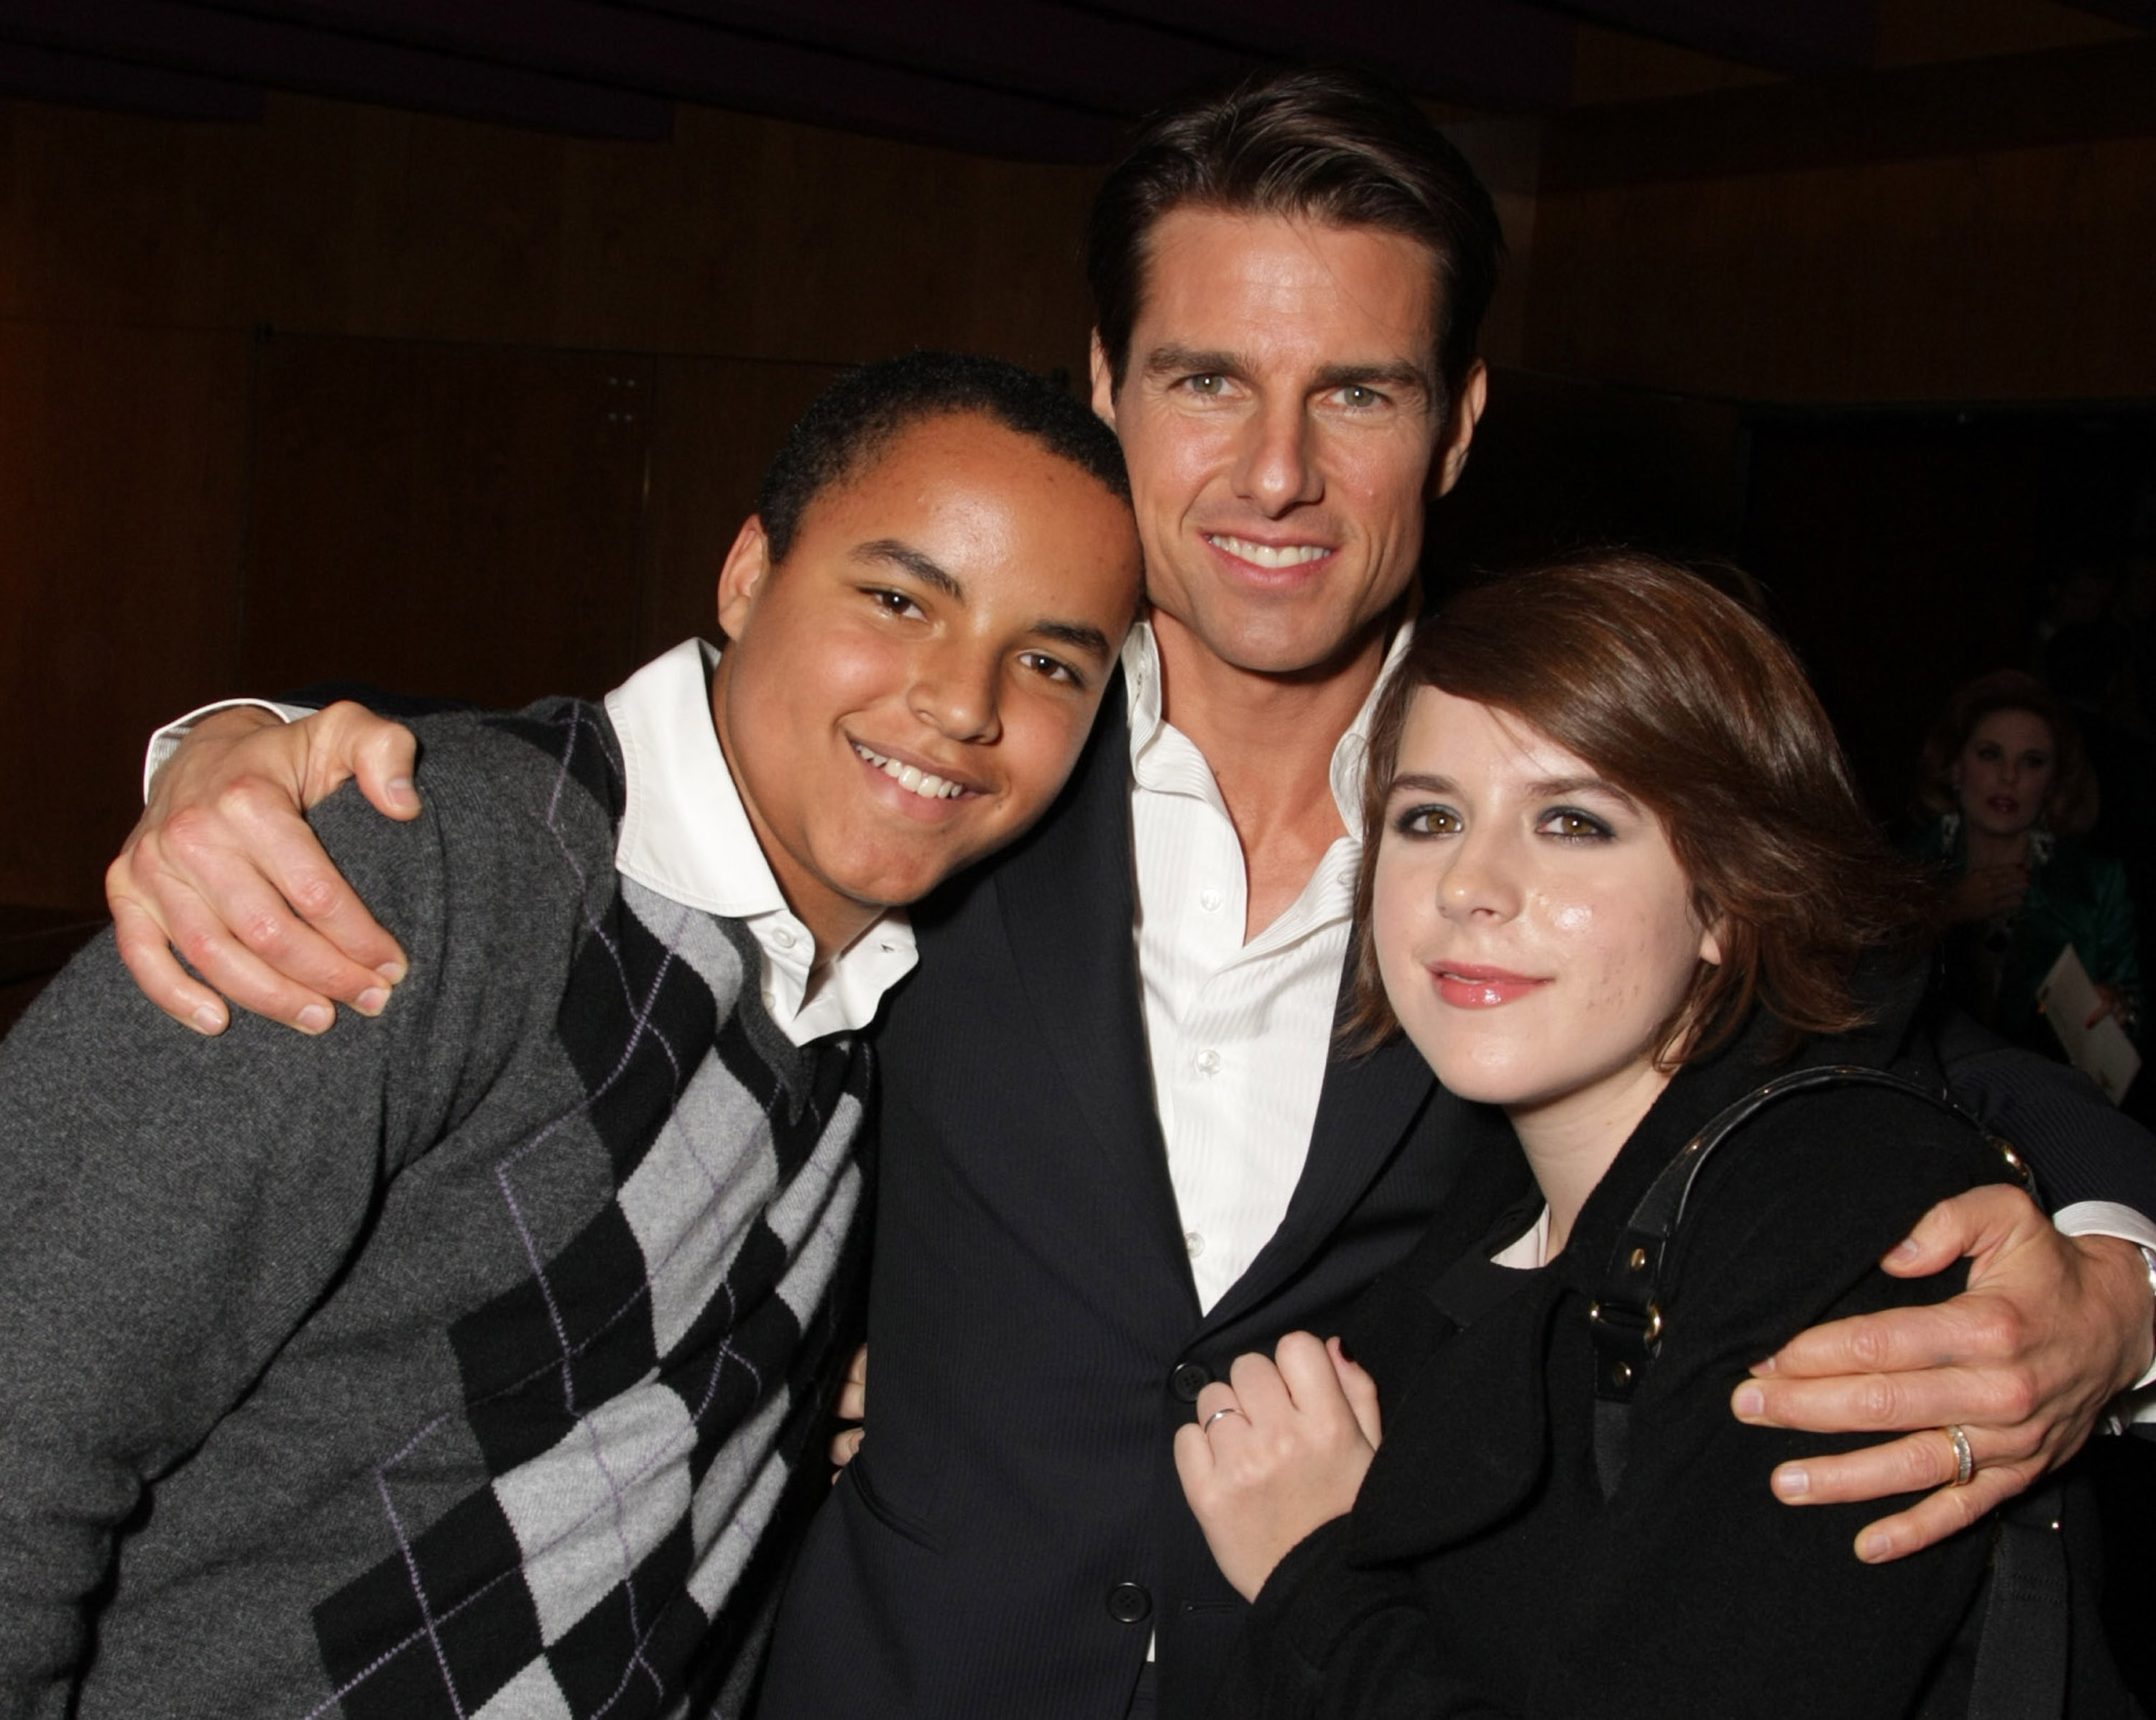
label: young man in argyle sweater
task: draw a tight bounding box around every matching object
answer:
[0,353,1141,1719]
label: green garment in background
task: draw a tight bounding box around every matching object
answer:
[1910,817,2145,1055]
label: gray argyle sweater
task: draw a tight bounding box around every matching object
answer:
[0,700,872,1719]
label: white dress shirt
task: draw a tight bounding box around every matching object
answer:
[145,638,917,1047]
[1126,617,1409,1315]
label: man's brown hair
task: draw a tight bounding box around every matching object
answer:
[1344,552,1927,1062]
[1085,66,1503,410]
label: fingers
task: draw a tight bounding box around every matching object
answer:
[319,702,422,821]
[108,885,232,1035]
[835,1344,867,1422]
[1851,1461,2037,1563]
[829,1425,865,1469]
[1327,1337,1383,1450]
[1736,1343,2037,1435]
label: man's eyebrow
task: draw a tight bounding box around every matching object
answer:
[1311,360,1433,398]
[1031,619,1113,661]
[854,538,1112,663]
[1141,344,1243,380]
[854,539,964,600]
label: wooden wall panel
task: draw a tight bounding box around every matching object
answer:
[244,97,1100,370]
[1739,421,2053,818]
[0,323,251,909]
[0,101,261,328]
[237,334,650,707]
[1525,133,2156,403]
[635,356,847,662]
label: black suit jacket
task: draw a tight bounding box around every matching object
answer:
[753,672,2156,1720]
[757,681,1521,1718]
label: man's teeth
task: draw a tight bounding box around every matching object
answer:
[852,742,967,800]
[1207,534,1330,569]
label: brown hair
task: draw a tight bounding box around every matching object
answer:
[1084,67,1503,409]
[1344,552,1927,1062]
[1916,669,2097,839]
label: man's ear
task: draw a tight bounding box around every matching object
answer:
[715,516,773,644]
[1088,331,1118,431]
[1429,359,1488,500]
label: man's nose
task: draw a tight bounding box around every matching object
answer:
[1231,397,1322,515]
[910,646,1001,744]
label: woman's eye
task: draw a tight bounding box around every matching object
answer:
[1540,809,1613,842]
[1393,804,1460,837]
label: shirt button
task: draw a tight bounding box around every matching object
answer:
[1199,886,1222,911]
[1171,1361,1211,1402]
[1195,1048,1221,1075]
[772,928,797,949]
[760,990,774,1009]
[1185,1231,1205,1259]
[1106,1581,1152,1625]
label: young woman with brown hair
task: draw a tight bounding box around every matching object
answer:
[1174,553,2122,1717]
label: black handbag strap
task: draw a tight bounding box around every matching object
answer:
[1583,1061,2058,1719]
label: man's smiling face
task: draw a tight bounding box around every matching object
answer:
[1092,207,1483,681]
[710,409,1141,956]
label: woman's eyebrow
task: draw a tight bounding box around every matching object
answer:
[1526,775,1639,810]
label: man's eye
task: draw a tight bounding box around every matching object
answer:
[867,588,923,618]
[1018,650,1082,687]
[1342,385,1383,408]
[1185,374,1226,395]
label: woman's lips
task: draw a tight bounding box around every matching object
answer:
[1431,961,1547,1008]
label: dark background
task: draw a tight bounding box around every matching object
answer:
[2,1,2152,1006]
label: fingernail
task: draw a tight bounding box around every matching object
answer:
[387,776,418,810]
[190,1003,227,1035]
[356,987,389,1016]
[376,959,407,987]
[1773,1464,1810,1499]
[1733,1384,1765,1418]
[1857,1532,1892,1563]
[1888,1238,1922,1263]
[1751,1354,1777,1376]
[298,1003,333,1034]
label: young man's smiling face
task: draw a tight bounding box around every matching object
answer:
[710,409,1141,955]
[1091,208,1485,681]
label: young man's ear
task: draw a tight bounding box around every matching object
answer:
[1428,359,1488,500]
[1088,330,1118,431]
[716,516,774,644]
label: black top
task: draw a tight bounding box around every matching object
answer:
[1225,979,2018,1719]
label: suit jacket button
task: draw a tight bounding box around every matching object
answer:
[1107,1582,1152,1624]
[1170,1362,1210,1402]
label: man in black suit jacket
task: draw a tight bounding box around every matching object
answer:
[103,68,2156,1720]
[751,70,2156,1720]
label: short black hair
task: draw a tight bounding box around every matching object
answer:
[1087,67,1503,406]
[755,351,1130,563]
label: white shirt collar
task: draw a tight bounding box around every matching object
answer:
[1121,610,1417,838]
[604,639,916,1044]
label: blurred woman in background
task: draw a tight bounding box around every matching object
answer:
[1912,670,2142,1054]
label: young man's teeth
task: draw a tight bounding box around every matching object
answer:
[1208,535,1329,569]
[852,742,966,800]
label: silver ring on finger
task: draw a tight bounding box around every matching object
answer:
[1943,1424,1975,1488]
[1202,1406,1248,1434]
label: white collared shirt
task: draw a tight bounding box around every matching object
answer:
[1125,617,1410,1314]
[605,639,916,1044]
[146,638,917,1047]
